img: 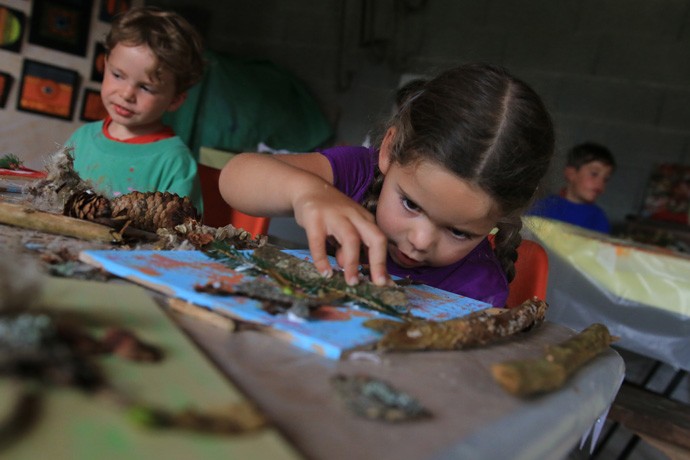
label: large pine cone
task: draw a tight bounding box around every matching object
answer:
[111,191,199,232]
[64,189,112,220]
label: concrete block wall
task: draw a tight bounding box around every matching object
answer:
[4,0,688,233]
[149,0,690,229]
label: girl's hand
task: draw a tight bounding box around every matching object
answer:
[293,183,390,287]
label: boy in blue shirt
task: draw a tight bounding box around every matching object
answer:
[529,142,616,233]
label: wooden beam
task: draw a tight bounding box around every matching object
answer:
[609,381,690,450]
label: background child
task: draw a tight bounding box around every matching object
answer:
[219,63,554,307]
[528,142,616,233]
[65,6,204,211]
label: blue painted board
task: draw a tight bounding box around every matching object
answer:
[80,249,490,359]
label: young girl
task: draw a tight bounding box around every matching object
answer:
[219,63,554,307]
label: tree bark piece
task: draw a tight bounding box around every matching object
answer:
[491,323,615,397]
[365,297,548,351]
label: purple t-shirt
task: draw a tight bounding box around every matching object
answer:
[320,145,509,307]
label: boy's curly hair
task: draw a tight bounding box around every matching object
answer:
[105,6,205,94]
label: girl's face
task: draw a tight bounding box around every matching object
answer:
[376,131,500,268]
[101,43,185,139]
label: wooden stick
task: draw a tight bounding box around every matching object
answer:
[491,323,616,397]
[167,298,236,331]
[0,201,123,244]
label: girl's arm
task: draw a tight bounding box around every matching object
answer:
[218,153,389,287]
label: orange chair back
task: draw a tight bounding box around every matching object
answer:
[506,239,549,308]
[197,163,270,237]
[488,235,549,308]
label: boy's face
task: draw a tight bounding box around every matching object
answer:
[564,161,614,204]
[101,43,185,138]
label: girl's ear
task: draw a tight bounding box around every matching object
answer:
[167,91,187,112]
[378,127,396,174]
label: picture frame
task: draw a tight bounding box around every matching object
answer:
[0,71,13,108]
[17,59,79,120]
[99,0,130,23]
[28,0,92,56]
[91,42,106,82]
[0,4,26,53]
[79,88,107,122]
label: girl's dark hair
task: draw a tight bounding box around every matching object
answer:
[363,62,554,282]
[105,6,205,93]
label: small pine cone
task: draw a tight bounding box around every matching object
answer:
[63,189,113,221]
[111,191,199,232]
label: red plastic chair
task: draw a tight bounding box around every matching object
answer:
[488,235,549,308]
[197,163,270,237]
[506,239,549,308]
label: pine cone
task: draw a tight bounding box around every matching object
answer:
[111,191,199,232]
[63,190,113,220]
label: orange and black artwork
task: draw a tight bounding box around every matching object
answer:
[79,88,107,122]
[0,71,13,108]
[17,59,79,120]
[99,0,130,23]
[28,0,92,56]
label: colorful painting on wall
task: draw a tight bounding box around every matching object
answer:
[0,71,12,108]
[0,4,26,53]
[99,0,130,23]
[28,0,92,56]
[641,164,690,224]
[17,59,79,120]
[91,42,106,82]
[79,88,107,121]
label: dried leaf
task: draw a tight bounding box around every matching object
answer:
[331,374,431,422]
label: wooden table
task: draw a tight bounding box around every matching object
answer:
[0,210,624,460]
[173,312,623,460]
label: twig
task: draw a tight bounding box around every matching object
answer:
[491,323,616,397]
[0,202,158,244]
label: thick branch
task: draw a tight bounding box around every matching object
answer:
[366,298,548,351]
[491,323,615,397]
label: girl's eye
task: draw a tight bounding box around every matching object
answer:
[111,71,122,79]
[449,228,471,240]
[401,197,420,212]
[140,85,153,93]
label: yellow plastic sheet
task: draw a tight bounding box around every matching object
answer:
[525,216,690,316]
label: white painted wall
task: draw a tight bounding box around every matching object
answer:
[0,0,143,170]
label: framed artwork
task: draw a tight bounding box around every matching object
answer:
[17,59,79,120]
[99,0,130,23]
[0,71,12,108]
[641,164,690,224]
[28,0,93,56]
[91,42,106,82]
[79,88,107,122]
[0,4,26,53]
